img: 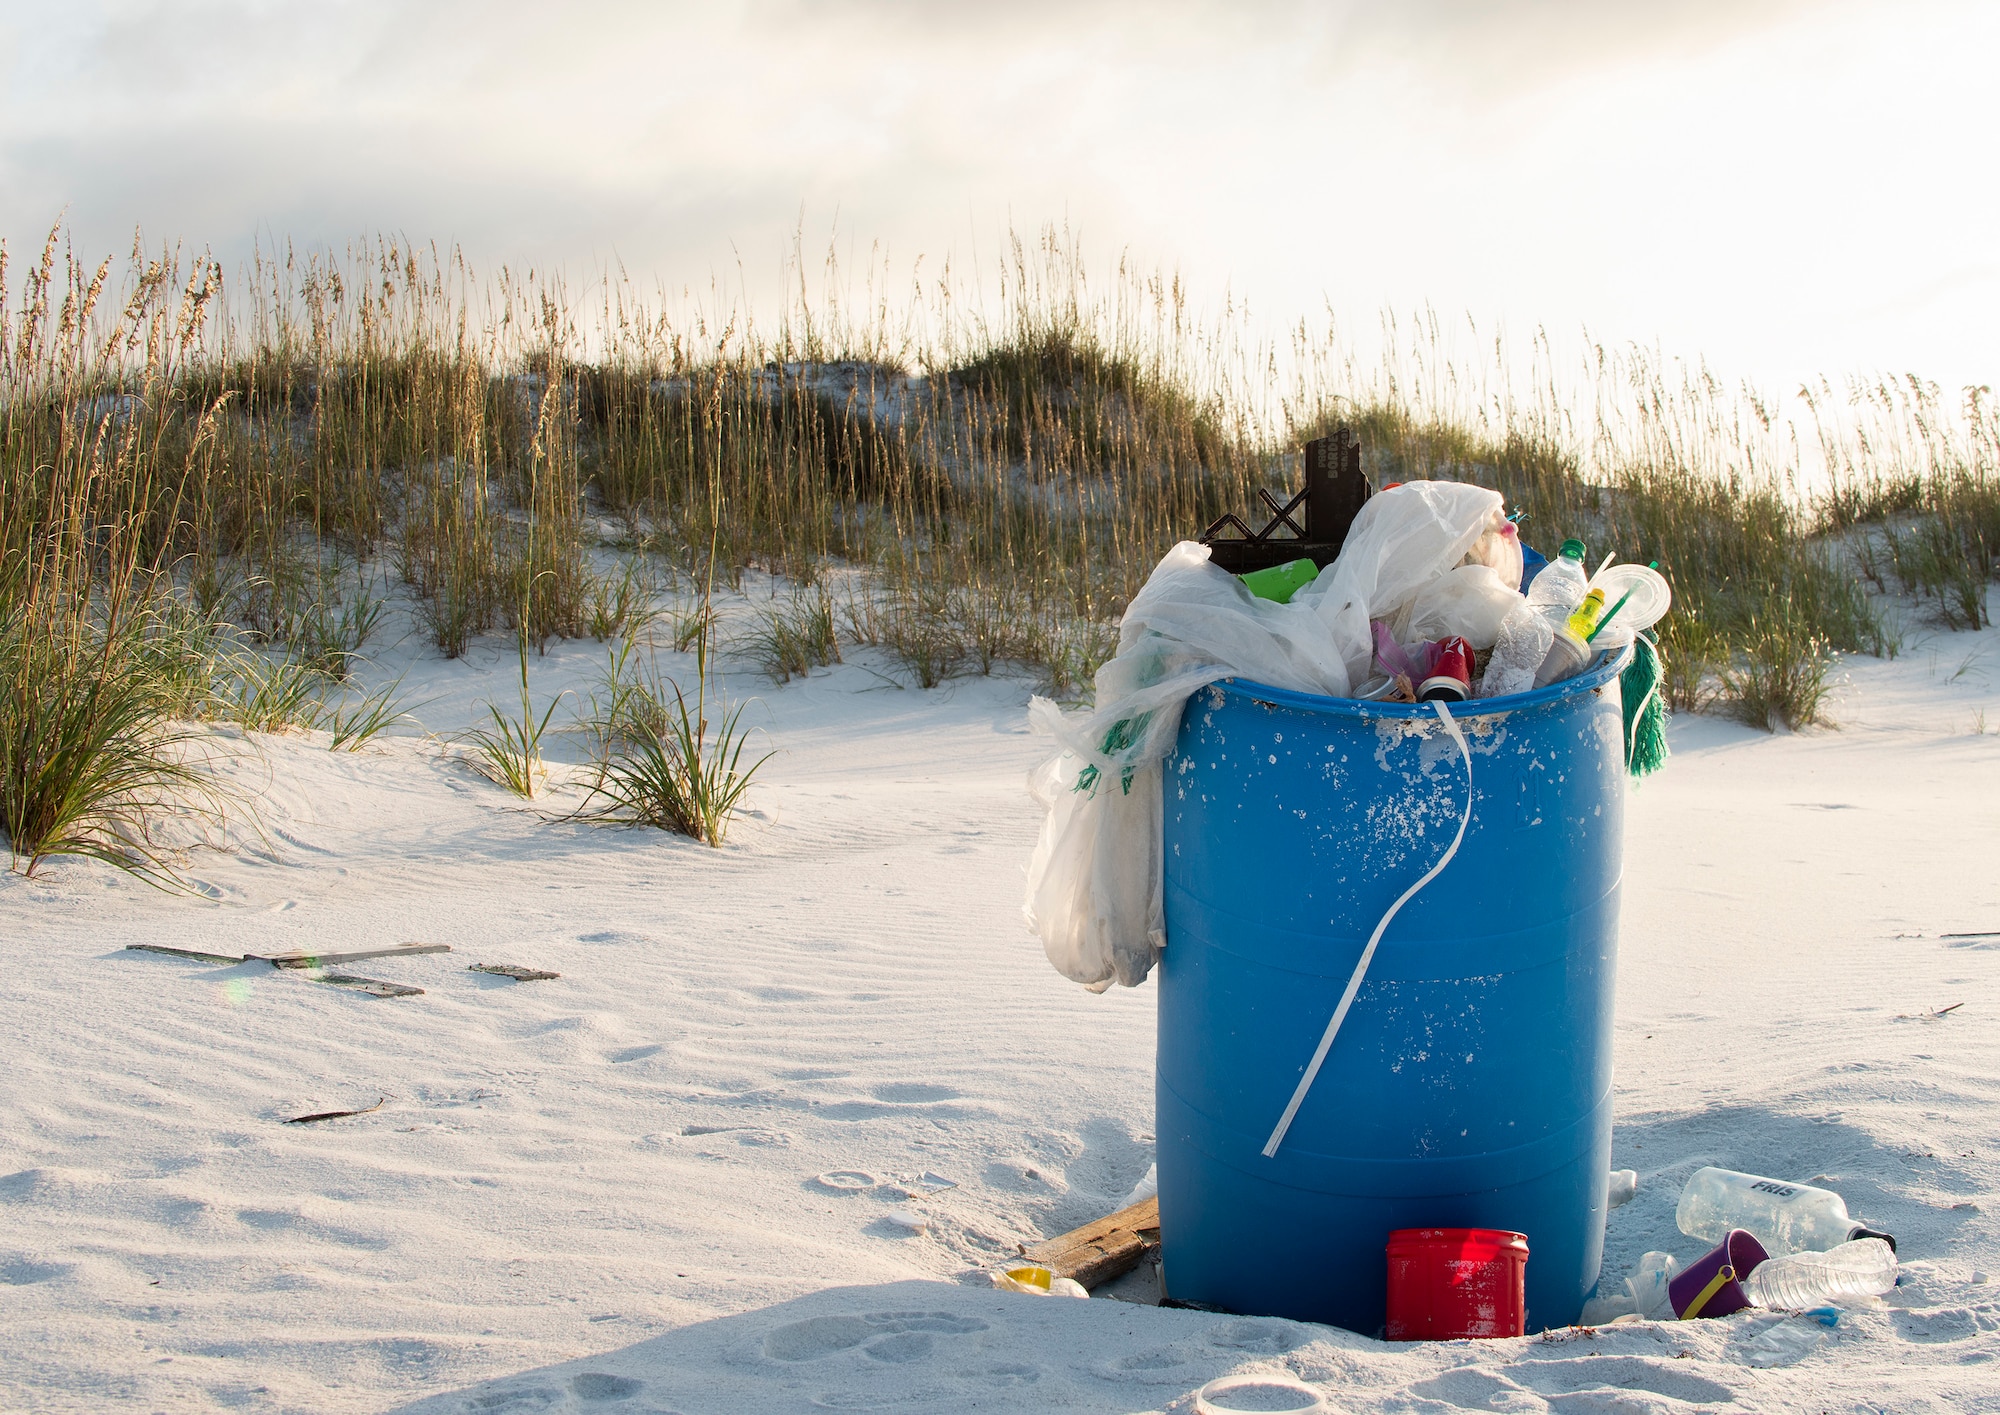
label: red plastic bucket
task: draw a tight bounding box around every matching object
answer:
[1385,1228,1529,1340]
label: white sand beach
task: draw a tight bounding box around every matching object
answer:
[3,586,1998,1413]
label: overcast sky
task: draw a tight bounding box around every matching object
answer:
[2,0,1993,390]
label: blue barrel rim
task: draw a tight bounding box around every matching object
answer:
[1210,640,1634,720]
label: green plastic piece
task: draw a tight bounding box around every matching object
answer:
[1621,633,1670,779]
[1240,558,1320,604]
[1558,538,1587,562]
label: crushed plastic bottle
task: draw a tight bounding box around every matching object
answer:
[1576,1249,1678,1325]
[1677,1166,1896,1255]
[1479,601,1556,698]
[1743,1237,1898,1309]
[1627,1250,1680,1319]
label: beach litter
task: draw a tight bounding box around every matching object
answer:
[989,1264,1088,1298]
[469,963,561,982]
[1192,1373,1330,1415]
[284,1097,386,1125]
[1017,1195,1161,1291]
[123,941,448,998]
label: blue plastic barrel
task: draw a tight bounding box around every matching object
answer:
[1156,649,1630,1335]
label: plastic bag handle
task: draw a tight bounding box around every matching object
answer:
[1261,698,1474,1158]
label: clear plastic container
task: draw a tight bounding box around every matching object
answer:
[1677,1166,1896,1256]
[1526,538,1589,618]
[1533,626,1591,687]
[1744,1237,1897,1309]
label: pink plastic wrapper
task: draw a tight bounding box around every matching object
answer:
[1373,621,1441,682]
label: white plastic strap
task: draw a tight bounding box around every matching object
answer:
[1261,698,1475,1158]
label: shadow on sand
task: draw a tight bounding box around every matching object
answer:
[386,1277,1332,1415]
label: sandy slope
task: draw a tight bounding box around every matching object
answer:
[2,589,1998,1413]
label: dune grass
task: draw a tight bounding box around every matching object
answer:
[3,222,1996,867]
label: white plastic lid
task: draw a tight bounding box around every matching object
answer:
[1588,563,1672,634]
[1194,1374,1330,1415]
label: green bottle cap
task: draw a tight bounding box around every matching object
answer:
[1559,538,1586,561]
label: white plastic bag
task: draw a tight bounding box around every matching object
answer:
[1024,482,1504,989]
[1396,563,1521,649]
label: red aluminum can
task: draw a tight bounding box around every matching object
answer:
[1385,1227,1529,1340]
[1417,636,1473,702]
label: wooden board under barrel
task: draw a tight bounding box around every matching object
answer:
[1019,1196,1161,1290]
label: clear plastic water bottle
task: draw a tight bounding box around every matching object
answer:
[1526,538,1589,620]
[1677,1167,1896,1255]
[1743,1238,1898,1308]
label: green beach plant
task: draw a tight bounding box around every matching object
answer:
[221,651,333,734]
[0,613,227,883]
[326,676,424,752]
[463,634,564,798]
[581,681,771,846]
[743,586,841,682]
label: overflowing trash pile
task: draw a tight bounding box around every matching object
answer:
[1024,476,1673,992]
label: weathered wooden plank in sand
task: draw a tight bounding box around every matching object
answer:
[246,943,451,969]
[314,973,425,998]
[124,944,245,965]
[469,964,560,982]
[1021,1196,1161,1289]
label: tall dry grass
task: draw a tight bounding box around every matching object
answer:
[4,222,1997,871]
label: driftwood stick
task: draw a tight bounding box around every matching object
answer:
[286,1097,386,1124]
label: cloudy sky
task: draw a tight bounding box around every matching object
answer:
[2,0,1993,389]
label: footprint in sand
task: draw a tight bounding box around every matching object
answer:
[1099,1347,1200,1386]
[569,1372,646,1401]
[460,1386,560,1411]
[607,1044,664,1064]
[1499,1355,1736,1407]
[1205,1317,1312,1354]
[0,1256,70,1285]
[762,1310,988,1363]
[1895,1306,1995,1343]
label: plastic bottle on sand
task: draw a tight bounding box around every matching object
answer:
[1744,1238,1898,1309]
[1677,1166,1897,1255]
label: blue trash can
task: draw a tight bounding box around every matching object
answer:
[1157,648,1630,1335]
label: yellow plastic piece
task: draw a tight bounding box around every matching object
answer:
[1678,1263,1735,1320]
[1567,587,1606,639]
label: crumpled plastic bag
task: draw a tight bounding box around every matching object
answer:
[1024,480,1504,990]
[1463,508,1526,588]
[1395,563,1521,650]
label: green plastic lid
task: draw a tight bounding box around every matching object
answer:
[1559,538,1586,560]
